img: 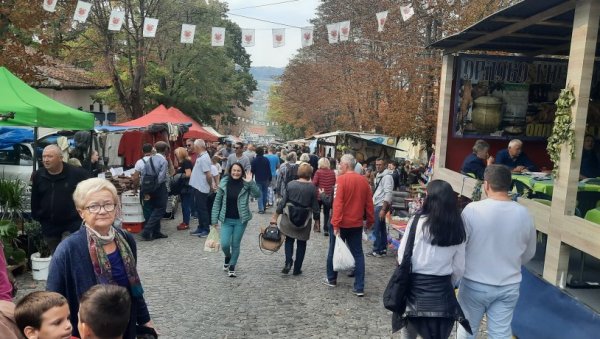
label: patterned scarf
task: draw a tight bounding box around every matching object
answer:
[86,225,144,298]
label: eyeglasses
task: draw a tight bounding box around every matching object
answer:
[85,203,116,214]
[186,144,193,147]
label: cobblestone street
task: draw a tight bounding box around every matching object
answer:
[16,205,405,338]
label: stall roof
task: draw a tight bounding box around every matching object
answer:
[309,131,404,151]
[429,0,598,57]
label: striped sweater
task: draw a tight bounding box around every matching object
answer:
[313,168,336,198]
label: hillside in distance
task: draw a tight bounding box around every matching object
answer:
[250,67,284,119]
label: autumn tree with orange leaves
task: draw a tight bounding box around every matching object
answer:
[269,0,517,142]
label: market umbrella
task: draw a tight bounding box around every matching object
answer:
[0,67,94,130]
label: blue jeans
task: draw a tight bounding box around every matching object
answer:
[372,205,388,253]
[142,183,167,238]
[284,236,306,273]
[180,192,192,225]
[193,189,210,233]
[326,226,365,292]
[220,218,247,266]
[457,279,520,339]
[256,181,269,212]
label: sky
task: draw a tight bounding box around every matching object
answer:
[224,0,321,68]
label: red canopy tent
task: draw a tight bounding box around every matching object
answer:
[115,105,218,141]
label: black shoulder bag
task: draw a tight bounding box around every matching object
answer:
[382,213,421,313]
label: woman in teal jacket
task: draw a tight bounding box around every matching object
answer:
[211,162,260,277]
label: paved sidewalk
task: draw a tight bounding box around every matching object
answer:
[15,205,477,338]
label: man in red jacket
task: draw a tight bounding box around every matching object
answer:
[323,154,375,297]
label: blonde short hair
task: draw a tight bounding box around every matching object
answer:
[73,178,118,209]
[297,162,313,179]
[318,157,330,169]
[299,153,310,163]
[67,158,82,167]
[174,147,189,162]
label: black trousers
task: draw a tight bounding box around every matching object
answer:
[401,317,454,339]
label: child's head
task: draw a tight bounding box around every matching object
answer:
[77,285,131,339]
[15,291,72,339]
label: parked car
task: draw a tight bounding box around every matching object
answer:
[0,143,34,183]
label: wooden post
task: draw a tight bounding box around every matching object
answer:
[433,54,455,176]
[545,0,599,285]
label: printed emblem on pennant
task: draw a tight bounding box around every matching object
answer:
[215,33,222,41]
[146,24,154,32]
[331,30,338,38]
[275,35,282,42]
[184,31,191,38]
[304,32,311,41]
[47,0,53,5]
[245,35,253,43]
[78,8,87,16]
[112,17,120,25]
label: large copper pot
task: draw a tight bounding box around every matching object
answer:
[472,96,502,134]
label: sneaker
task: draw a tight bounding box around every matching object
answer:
[321,278,337,287]
[352,289,364,297]
[153,233,168,239]
[190,229,203,236]
[347,270,355,278]
[177,223,189,230]
[258,210,265,214]
[368,252,382,258]
[223,257,231,271]
[324,232,329,236]
[228,265,236,277]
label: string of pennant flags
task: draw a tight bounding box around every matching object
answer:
[42,0,418,48]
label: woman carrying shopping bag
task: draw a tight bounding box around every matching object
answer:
[211,163,260,277]
[270,163,320,276]
[397,180,470,339]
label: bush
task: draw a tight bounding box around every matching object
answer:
[0,219,27,265]
[24,220,51,258]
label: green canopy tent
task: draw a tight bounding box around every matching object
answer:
[0,66,95,172]
[0,66,94,129]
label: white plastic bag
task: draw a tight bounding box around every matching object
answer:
[333,235,355,271]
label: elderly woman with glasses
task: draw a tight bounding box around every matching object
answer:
[47,178,154,339]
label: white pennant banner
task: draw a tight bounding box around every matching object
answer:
[301,27,313,47]
[400,5,415,21]
[339,21,350,41]
[73,1,92,23]
[376,11,388,32]
[212,27,225,46]
[43,0,58,12]
[180,24,196,44]
[108,10,125,31]
[326,23,340,44]
[272,29,285,48]
[241,29,255,47]
[143,18,159,38]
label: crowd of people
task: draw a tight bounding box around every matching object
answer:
[0,136,540,339]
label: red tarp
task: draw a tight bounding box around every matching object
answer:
[115,105,218,142]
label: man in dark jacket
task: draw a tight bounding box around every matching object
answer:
[251,147,272,214]
[31,145,90,253]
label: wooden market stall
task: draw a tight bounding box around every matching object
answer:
[430,0,600,336]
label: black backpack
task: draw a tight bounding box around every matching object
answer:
[283,163,299,188]
[141,157,160,193]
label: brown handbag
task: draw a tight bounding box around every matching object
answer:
[258,223,285,254]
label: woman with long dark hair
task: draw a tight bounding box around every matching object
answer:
[211,163,260,277]
[398,179,470,339]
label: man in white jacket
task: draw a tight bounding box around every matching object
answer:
[458,164,536,339]
[370,158,394,257]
